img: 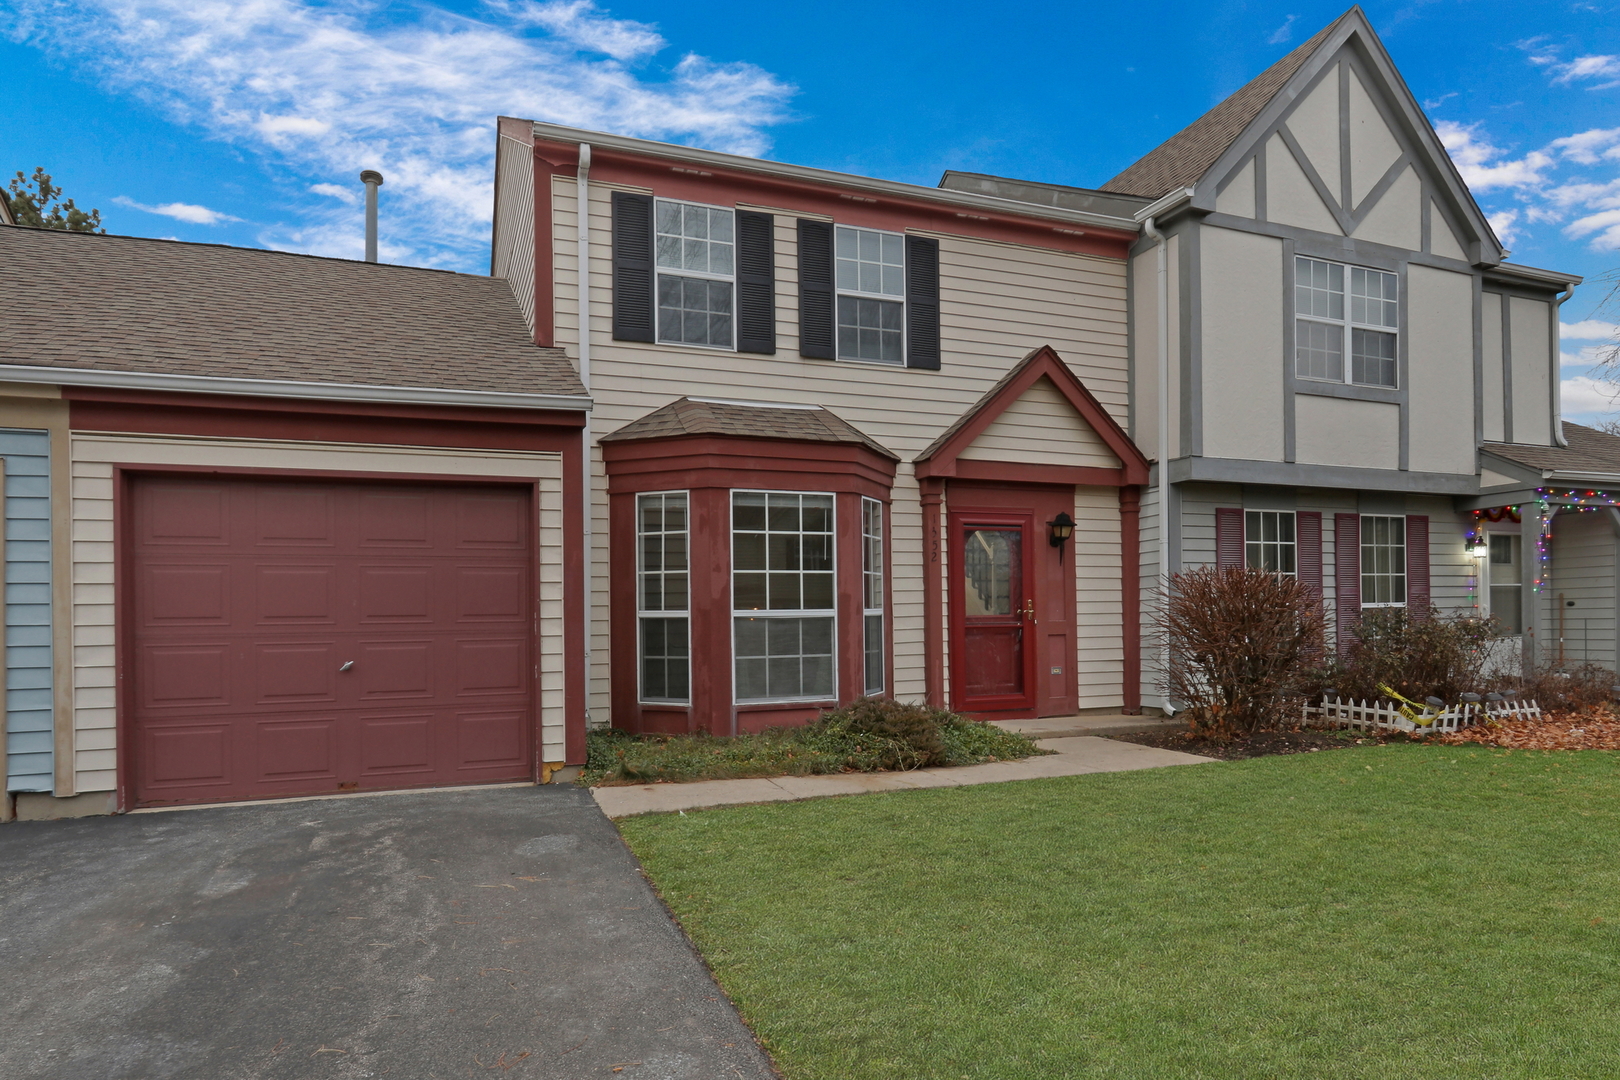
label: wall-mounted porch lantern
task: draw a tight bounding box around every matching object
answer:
[1048,512,1075,549]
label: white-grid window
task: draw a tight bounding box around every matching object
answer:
[1245,510,1296,576]
[1295,256,1399,388]
[637,492,690,703]
[835,225,905,365]
[656,199,735,349]
[862,497,884,696]
[732,491,836,702]
[1360,514,1406,607]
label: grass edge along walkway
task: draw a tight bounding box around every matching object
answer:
[620,745,1620,1080]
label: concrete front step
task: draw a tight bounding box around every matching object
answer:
[992,715,1184,740]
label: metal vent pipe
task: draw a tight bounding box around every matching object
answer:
[360,170,384,262]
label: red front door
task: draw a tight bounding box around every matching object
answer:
[950,513,1037,716]
[126,475,537,807]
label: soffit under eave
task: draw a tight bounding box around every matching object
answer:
[1187,13,1504,265]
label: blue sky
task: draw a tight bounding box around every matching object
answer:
[3,0,1618,420]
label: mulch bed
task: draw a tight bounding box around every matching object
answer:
[1113,726,1387,760]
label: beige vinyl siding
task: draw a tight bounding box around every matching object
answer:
[492,135,537,334]
[1548,509,1617,668]
[959,376,1121,468]
[553,176,1131,714]
[67,433,568,792]
[1073,486,1123,709]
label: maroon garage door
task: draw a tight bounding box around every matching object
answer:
[128,475,536,807]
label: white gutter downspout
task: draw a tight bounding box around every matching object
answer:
[577,143,593,725]
[1142,215,1173,715]
[1552,283,1575,447]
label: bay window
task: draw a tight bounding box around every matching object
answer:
[862,497,884,695]
[732,491,836,702]
[637,492,690,703]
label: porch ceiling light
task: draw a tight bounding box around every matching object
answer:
[1048,512,1075,549]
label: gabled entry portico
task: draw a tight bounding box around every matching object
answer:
[916,346,1150,719]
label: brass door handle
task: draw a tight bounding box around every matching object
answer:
[1022,600,1037,624]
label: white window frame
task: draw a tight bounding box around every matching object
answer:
[730,489,839,704]
[862,496,885,696]
[1294,255,1399,389]
[834,223,907,367]
[636,490,692,705]
[1244,509,1297,577]
[654,197,737,352]
[1359,514,1407,608]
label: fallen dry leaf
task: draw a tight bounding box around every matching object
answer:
[1439,708,1620,750]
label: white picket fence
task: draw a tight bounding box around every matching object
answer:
[1302,695,1542,735]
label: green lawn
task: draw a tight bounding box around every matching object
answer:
[619,745,1620,1080]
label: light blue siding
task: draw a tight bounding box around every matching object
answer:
[1,429,54,793]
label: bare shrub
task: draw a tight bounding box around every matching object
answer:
[1324,607,1502,702]
[1159,567,1326,739]
[1499,661,1617,713]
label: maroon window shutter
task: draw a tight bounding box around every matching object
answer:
[1215,508,1244,569]
[1297,511,1323,601]
[1406,515,1430,620]
[1334,513,1361,656]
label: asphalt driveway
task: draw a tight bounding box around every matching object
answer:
[0,785,778,1080]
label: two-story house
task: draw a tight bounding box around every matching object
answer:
[491,4,1597,732]
[490,116,1155,736]
[956,8,1597,701]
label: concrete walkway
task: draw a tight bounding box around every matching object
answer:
[592,735,1213,818]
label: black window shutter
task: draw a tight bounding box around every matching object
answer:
[797,219,835,360]
[735,210,776,355]
[904,235,941,370]
[611,191,655,343]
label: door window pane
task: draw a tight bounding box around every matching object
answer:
[963,529,1020,617]
[1488,533,1522,634]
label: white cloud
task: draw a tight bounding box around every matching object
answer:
[1549,127,1620,165]
[1550,54,1620,89]
[6,0,794,269]
[1266,15,1297,46]
[111,195,241,224]
[309,183,359,204]
[1435,121,1553,191]
[498,1,663,62]
[1487,208,1519,245]
[1563,319,1620,340]
[1566,208,1620,250]
[1562,374,1620,416]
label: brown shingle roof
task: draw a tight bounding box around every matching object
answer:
[1100,13,1348,199]
[0,227,585,398]
[1483,424,1620,477]
[601,397,897,459]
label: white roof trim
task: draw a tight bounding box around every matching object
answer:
[529,121,1139,234]
[687,396,821,411]
[0,363,592,411]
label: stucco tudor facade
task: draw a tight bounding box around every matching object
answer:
[3,6,1612,817]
